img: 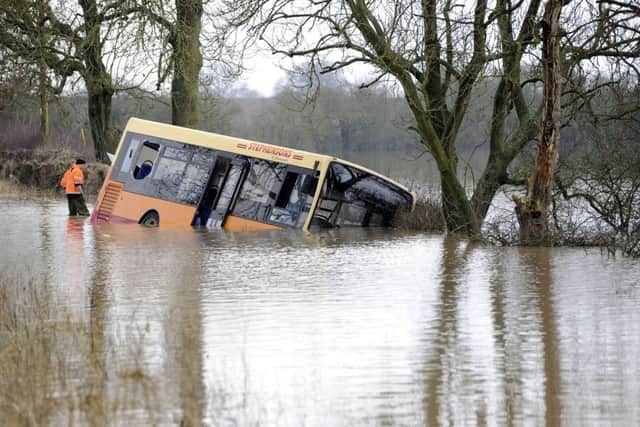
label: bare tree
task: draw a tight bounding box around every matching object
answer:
[554,83,640,255]
[0,0,141,161]
[122,0,245,129]
[515,0,640,244]
[222,0,640,236]
[0,0,61,144]
[0,49,21,113]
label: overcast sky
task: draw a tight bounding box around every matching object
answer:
[234,55,287,97]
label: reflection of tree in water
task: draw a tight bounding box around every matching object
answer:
[487,247,513,427]
[87,229,208,425]
[38,202,54,287]
[88,227,109,423]
[423,236,474,426]
[171,242,206,427]
[527,249,560,426]
[423,239,560,426]
[490,247,560,426]
[63,219,87,292]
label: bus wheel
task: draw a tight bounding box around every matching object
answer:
[140,211,159,227]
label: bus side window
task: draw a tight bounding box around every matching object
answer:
[120,137,141,174]
[269,173,318,227]
[133,142,160,180]
[275,172,299,208]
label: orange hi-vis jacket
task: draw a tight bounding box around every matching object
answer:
[60,166,85,195]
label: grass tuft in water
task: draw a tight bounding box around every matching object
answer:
[0,271,163,425]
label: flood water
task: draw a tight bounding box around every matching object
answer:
[1,195,639,426]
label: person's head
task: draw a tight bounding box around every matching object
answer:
[75,158,86,169]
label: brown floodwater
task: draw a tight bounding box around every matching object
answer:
[1,195,639,426]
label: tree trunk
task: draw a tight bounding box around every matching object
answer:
[413,129,480,235]
[514,0,562,245]
[472,121,537,222]
[440,163,480,235]
[80,0,114,163]
[472,154,509,221]
[171,0,203,128]
[36,0,49,144]
[87,86,112,163]
[39,62,49,144]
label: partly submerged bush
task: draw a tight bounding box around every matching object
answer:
[394,198,445,231]
[483,188,640,258]
[393,181,445,231]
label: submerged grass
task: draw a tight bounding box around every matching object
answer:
[1,272,124,425]
[0,179,59,199]
[0,179,20,194]
[0,271,182,426]
[394,198,445,231]
[0,269,275,426]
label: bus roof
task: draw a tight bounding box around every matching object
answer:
[124,117,416,205]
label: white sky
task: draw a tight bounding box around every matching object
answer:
[234,56,287,97]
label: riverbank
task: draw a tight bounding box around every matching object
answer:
[0,149,108,196]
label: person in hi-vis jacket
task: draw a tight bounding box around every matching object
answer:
[60,159,90,216]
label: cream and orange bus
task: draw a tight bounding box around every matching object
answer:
[91,118,415,231]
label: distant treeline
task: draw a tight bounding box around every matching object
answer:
[2,77,636,187]
[0,79,506,182]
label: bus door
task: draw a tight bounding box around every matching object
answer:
[194,156,247,228]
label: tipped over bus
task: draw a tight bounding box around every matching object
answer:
[91,118,415,231]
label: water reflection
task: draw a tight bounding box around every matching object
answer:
[529,249,561,426]
[1,197,639,426]
[487,247,560,426]
[172,235,206,427]
[423,237,469,426]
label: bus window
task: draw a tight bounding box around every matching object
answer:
[177,163,210,205]
[269,173,317,227]
[133,141,160,180]
[214,163,243,215]
[152,149,211,205]
[202,157,231,210]
[335,203,368,226]
[232,160,318,228]
[275,172,298,208]
[233,160,286,221]
[120,137,141,174]
[155,157,186,185]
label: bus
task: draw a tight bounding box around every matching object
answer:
[91,118,416,231]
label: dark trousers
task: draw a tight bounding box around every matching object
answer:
[67,194,90,216]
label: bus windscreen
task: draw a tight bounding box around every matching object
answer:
[310,162,413,228]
